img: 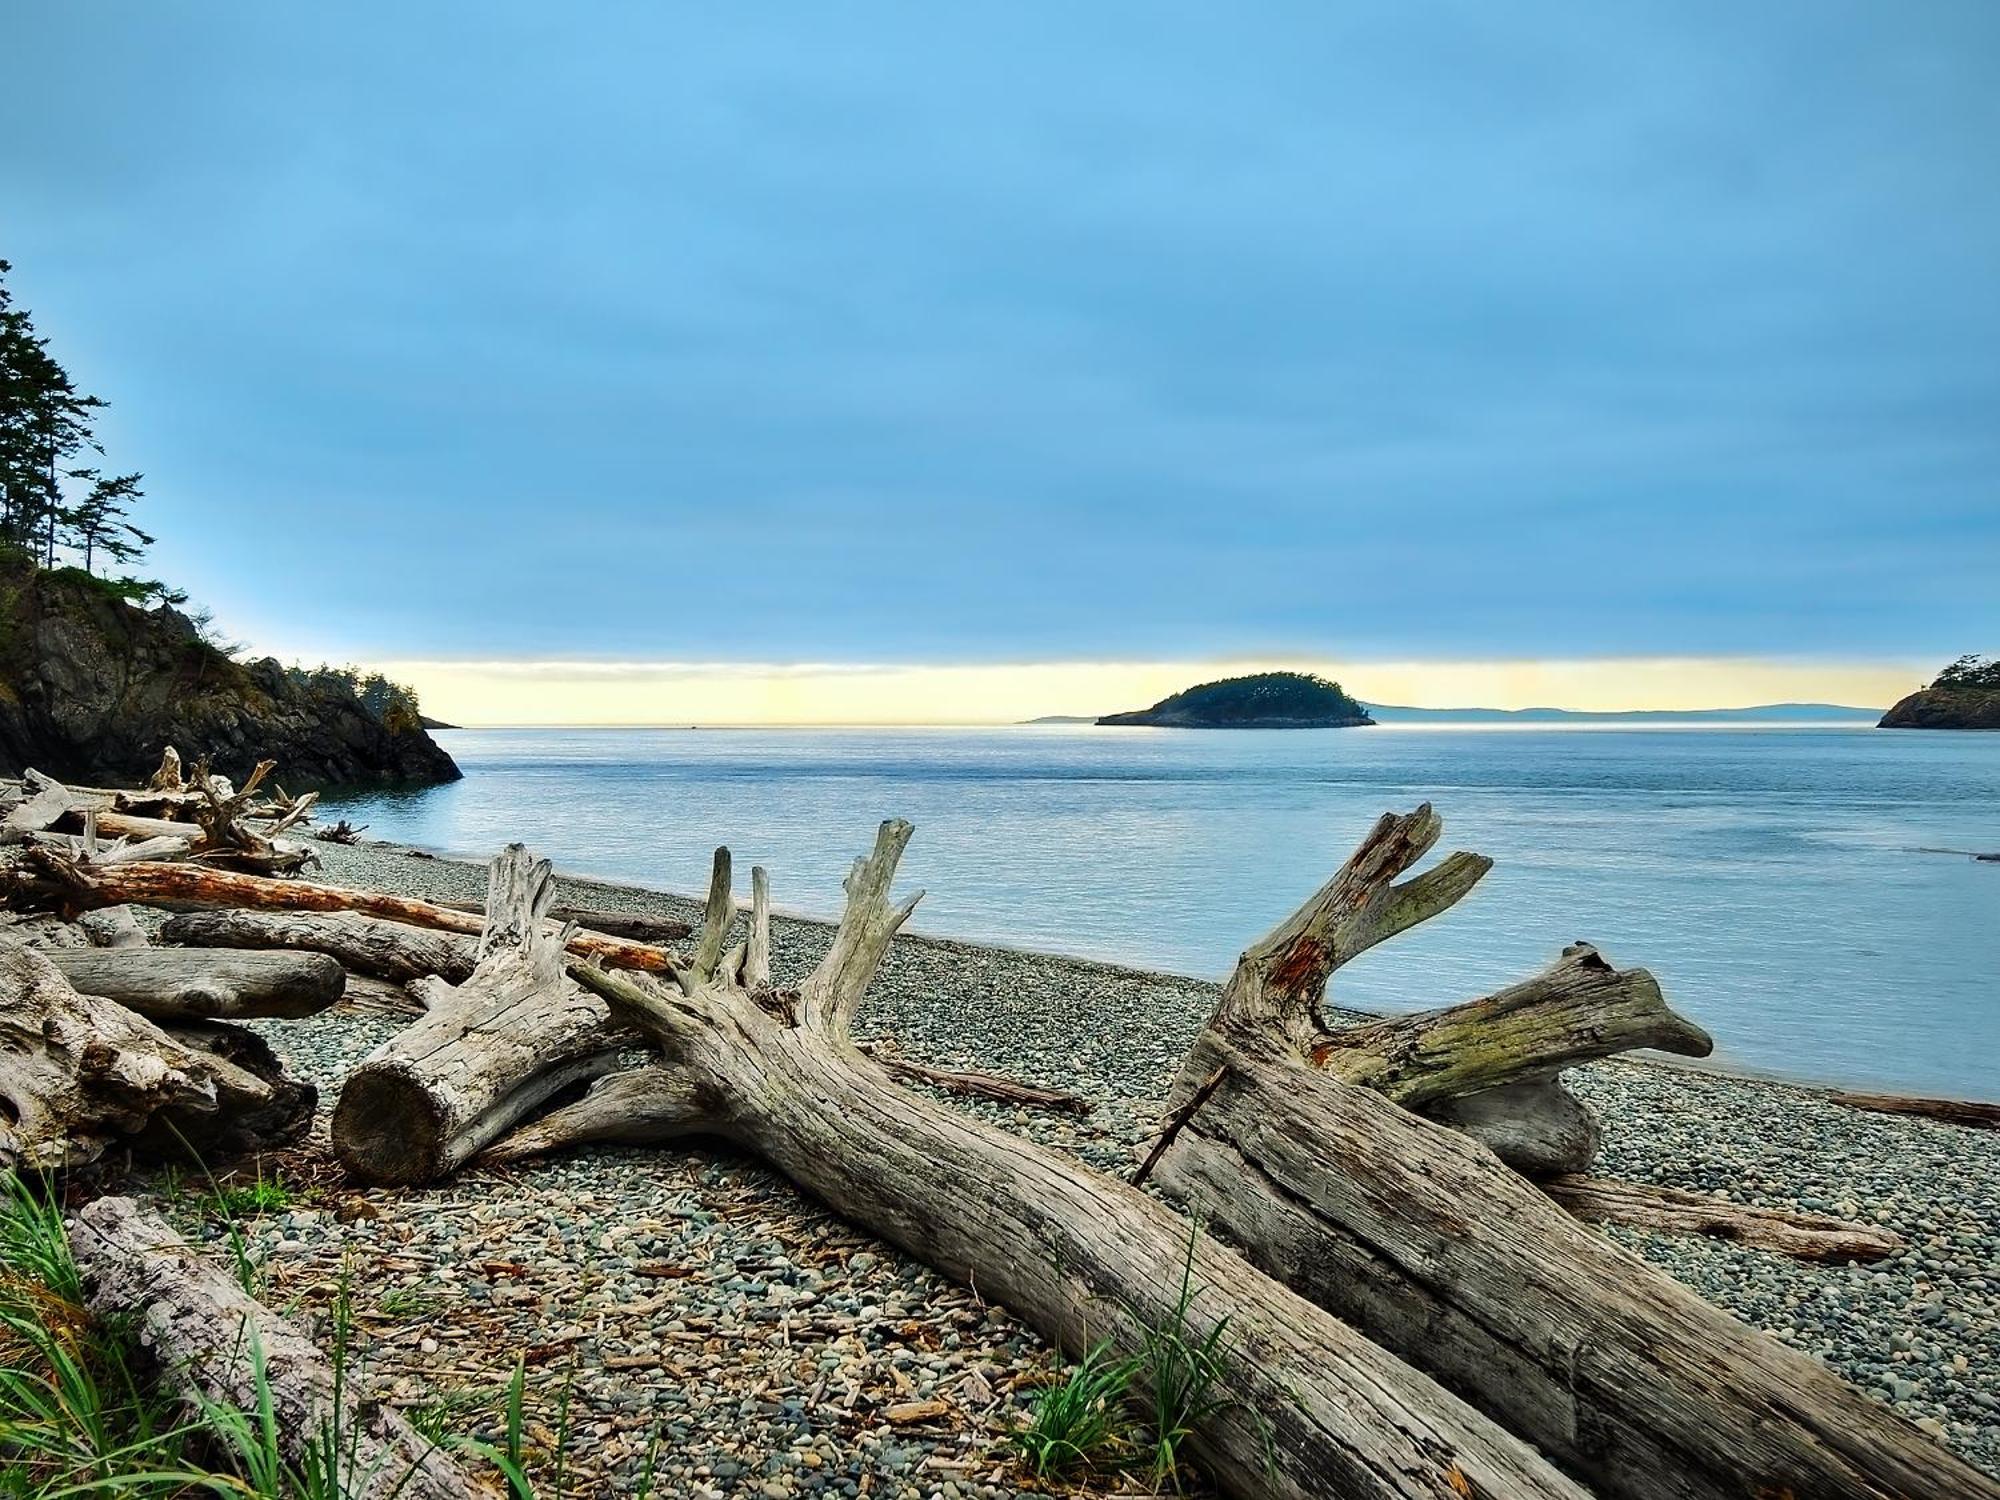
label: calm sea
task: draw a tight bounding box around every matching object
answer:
[323,725,2000,1097]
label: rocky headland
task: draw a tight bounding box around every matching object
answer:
[0,558,459,786]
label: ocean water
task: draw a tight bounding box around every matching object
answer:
[323,725,2000,1097]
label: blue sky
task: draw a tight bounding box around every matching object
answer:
[3,4,1995,708]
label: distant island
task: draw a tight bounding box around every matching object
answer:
[1879,655,2000,731]
[1098,671,1373,728]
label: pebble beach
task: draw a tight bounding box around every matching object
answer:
[115,834,2000,1496]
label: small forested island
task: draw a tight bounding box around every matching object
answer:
[1099,670,1375,728]
[1878,655,2000,731]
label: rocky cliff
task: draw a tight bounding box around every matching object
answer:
[0,561,460,786]
[1878,687,2000,730]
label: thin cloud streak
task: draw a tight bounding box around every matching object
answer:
[378,657,1921,727]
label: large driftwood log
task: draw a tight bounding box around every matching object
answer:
[1149,806,1996,1500]
[331,846,631,1184]
[162,908,479,984]
[1543,1175,1905,1262]
[552,826,1590,1500]
[15,849,681,972]
[0,941,311,1168]
[71,1197,491,1500]
[47,946,345,1020]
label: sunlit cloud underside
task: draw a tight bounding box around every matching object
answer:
[375,657,1919,727]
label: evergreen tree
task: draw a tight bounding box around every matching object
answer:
[63,469,151,573]
[0,258,120,567]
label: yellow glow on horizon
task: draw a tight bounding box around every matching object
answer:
[368,656,1925,727]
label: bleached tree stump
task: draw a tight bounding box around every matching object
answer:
[331,845,630,1184]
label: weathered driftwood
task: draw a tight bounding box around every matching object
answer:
[437,896,694,944]
[145,744,185,793]
[1149,805,1996,1500]
[78,904,149,948]
[1829,1089,2000,1130]
[0,941,310,1168]
[71,1197,491,1500]
[16,849,681,972]
[141,1021,317,1159]
[162,908,479,985]
[1423,1078,1601,1176]
[47,946,345,1020]
[860,1045,1094,1114]
[1544,1175,1905,1262]
[185,756,317,874]
[314,817,369,845]
[3,769,77,840]
[331,846,630,1184]
[555,825,1590,1500]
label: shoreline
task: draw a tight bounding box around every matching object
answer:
[340,833,1922,1103]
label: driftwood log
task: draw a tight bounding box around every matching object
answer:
[0,940,312,1168]
[71,1196,491,1500]
[78,904,149,948]
[554,824,1591,1500]
[436,896,693,945]
[331,846,631,1184]
[48,946,345,1020]
[1147,805,1996,1500]
[162,908,480,985]
[1830,1089,2000,1130]
[1543,1175,1905,1262]
[14,849,679,972]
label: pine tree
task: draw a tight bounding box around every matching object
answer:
[63,469,151,574]
[0,259,143,572]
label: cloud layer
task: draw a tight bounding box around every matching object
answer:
[6,5,1995,673]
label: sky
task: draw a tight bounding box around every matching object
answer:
[4,4,1995,723]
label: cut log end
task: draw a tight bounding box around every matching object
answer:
[330,1065,451,1186]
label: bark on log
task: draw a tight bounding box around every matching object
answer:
[554,825,1592,1500]
[1543,1175,1905,1262]
[161,908,479,984]
[331,846,631,1184]
[70,1196,492,1500]
[1829,1089,2000,1130]
[0,941,310,1168]
[47,946,345,1020]
[1149,805,1995,1500]
[17,849,681,972]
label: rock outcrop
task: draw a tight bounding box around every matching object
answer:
[1879,656,2000,730]
[0,561,460,786]
[1878,687,2000,731]
[1100,670,1375,728]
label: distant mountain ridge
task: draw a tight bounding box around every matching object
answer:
[1025,700,1881,726]
[1362,701,1881,724]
